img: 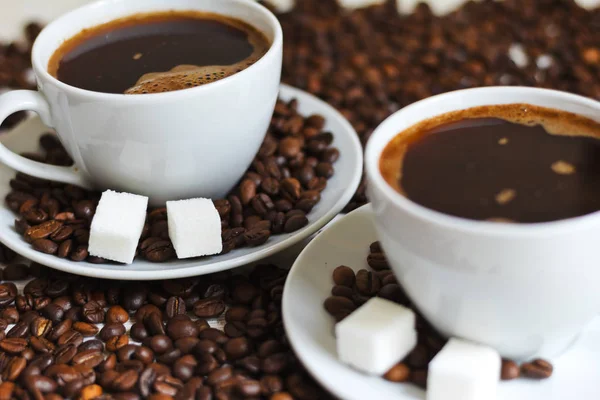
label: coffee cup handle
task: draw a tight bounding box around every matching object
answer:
[0,90,92,189]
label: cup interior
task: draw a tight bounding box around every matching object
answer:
[365,86,600,231]
[32,0,281,91]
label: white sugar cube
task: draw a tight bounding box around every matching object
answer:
[428,338,501,400]
[264,0,296,13]
[337,0,385,10]
[166,198,222,259]
[335,297,416,375]
[88,190,148,264]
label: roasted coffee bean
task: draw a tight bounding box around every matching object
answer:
[0,381,15,399]
[30,317,51,337]
[135,304,161,322]
[225,306,249,322]
[166,318,199,341]
[50,225,73,242]
[283,213,308,233]
[172,355,197,382]
[82,301,105,323]
[244,228,270,246]
[331,285,353,299]
[144,240,176,262]
[48,319,71,342]
[130,323,149,342]
[521,359,553,379]
[79,384,103,399]
[1,307,18,324]
[144,313,166,336]
[262,353,289,374]
[165,297,186,318]
[206,366,233,386]
[72,349,104,369]
[106,335,129,352]
[99,323,126,341]
[55,344,78,364]
[355,269,381,295]
[332,265,355,287]
[32,238,58,254]
[70,245,88,261]
[2,357,26,381]
[237,355,261,374]
[111,369,139,391]
[105,305,129,324]
[41,303,64,322]
[323,296,356,316]
[367,252,389,271]
[57,330,83,347]
[501,359,520,380]
[174,337,199,355]
[7,321,29,338]
[224,337,250,360]
[0,283,17,307]
[193,298,226,318]
[149,335,173,355]
[384,363,411,382]
[378,284,408,305]
[0,338,28,354]
[72,321,99,336]
[79,339,104,352]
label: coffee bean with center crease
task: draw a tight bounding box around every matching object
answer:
[165,297,185,318]
[0,283,17,307]
[31,238,58,254]
[73,321,99,337]
[243,228,271,246]
[521,359,553,379]
[82,301,104,323]
[193,298,226,318]
[355,269,381,295]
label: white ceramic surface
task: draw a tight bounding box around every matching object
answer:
[365,87,600,360]
[0,84,363,280]
[0,0,283,206]
[282,204,600,400]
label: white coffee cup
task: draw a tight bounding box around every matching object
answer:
[0,0,283,206]
[365,87,600,359]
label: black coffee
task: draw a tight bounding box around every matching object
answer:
[48,11,270,94]
[380,104,600,223]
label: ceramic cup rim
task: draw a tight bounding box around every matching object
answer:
[31,0,283,102]
[365,86,600,238]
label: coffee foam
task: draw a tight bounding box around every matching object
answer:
[124,24,268,95]
[379,103,600,194]
[125,61,257,94]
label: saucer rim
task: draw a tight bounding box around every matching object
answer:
[0,83,363,280]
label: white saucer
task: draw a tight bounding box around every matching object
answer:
[282,204,600,400]
[0,84,363,280]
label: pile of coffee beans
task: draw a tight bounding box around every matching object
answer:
[275,0,600,210]
[0,22,41,130]
[0,261,332,399]
[323,242,554,387]
[5,98,338,263]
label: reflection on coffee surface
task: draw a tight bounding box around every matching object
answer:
[380,104,600,223]
[48,11,270,94]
